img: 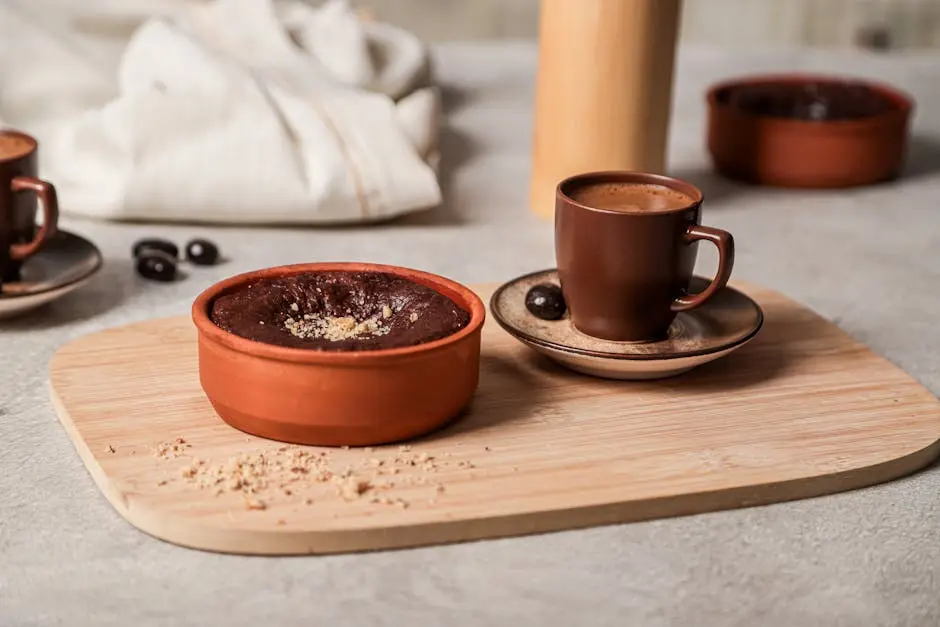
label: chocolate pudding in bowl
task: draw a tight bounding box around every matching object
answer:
[210,271,470,352]
[192,262,485,447]
[719,80,897,121]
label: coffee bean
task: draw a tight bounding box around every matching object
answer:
[132,238,178,259]
[525,284,566,320]
[185,238,219,266]
[136,251,178,282]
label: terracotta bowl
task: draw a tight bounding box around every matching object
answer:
[706,74,914,188]
[191,262,485,447]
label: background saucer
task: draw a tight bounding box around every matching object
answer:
[0,230,103,319]
[490,269,764,380]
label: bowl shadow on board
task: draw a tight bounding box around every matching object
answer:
[0,258,137,331]
[411,353,547,443]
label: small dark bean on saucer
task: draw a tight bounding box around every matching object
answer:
[185,238,220,266]
[136,251,178,282]
[132,237,178,259]
[525,283,566,320]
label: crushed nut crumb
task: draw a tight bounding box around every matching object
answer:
[155,438,477,512]
[245,497,266,511]
[154,438,192,459]
[335,476,372,500]
[284,311,390,342]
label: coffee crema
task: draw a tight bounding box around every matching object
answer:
[567,182,694,213]
[0,133,34,159]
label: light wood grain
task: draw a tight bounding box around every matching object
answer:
[48,282,940,555]
[529,0,681,218]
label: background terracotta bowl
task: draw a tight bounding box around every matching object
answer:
[706,73,914,188]
[192,262,485,447]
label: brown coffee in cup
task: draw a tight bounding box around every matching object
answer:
[0,134,36,159]
[0,130,59,283]
[567,182,694,213]
[555,171,734,342]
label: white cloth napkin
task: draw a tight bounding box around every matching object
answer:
[0,0,442,224]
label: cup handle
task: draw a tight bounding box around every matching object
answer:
[9,176,59,261]
[670,224,735,312]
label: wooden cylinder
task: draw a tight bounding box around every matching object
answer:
[529,0,682,218]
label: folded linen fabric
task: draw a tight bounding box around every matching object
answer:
[0,0,441,224]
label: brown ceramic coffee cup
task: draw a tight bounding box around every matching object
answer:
[0,129,59,283]
[555,171,734,342]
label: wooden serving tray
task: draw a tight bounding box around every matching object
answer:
[48,282,940,555]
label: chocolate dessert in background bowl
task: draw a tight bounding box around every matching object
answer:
[706,73,913,188]
[191,262,485,447]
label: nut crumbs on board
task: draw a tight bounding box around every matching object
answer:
[336,476,372,500]
[245,497,267,511]
[154,438,191,459]
[154,439,482,513]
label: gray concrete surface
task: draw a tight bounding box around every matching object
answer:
[1,42,939,626]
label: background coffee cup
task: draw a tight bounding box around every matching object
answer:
[0,130,59,283]
[555,171,734,342]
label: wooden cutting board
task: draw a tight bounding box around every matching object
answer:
[48,282,940,555]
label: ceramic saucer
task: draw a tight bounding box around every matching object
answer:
[0,230,103,319]
[490,269,764,380]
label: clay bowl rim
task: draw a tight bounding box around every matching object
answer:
[706,72,915,131]
[191,262,486,365]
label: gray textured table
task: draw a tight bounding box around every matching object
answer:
[2,42,939,627]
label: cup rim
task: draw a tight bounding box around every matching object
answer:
[0,129,37,161]
[555,170,703,216]
[191,262,486,365]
